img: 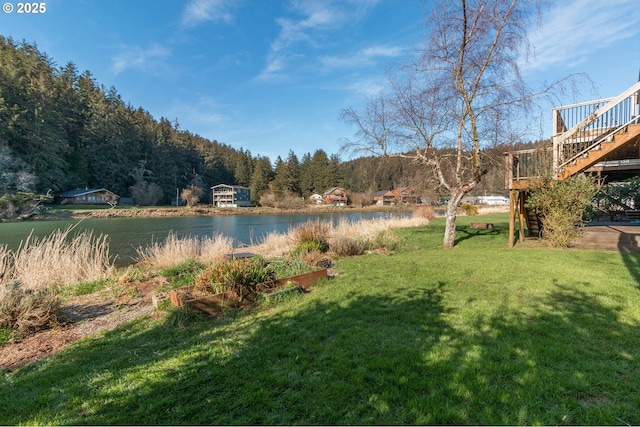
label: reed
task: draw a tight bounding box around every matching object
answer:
[3,227,114,291]
[135,232,234,269]
[250,216,430,257]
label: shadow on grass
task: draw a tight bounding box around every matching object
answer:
[1,282,639,425]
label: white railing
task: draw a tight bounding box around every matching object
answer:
[552,81,640,172]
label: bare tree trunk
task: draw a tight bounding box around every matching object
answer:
[443,190,465,248]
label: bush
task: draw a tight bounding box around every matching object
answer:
[413,205,436,220]
[292,220,331,253]
[331,236,364,257]
[460,202,479,215]
[368,230,400,252]
[526,175,597,248]
[194,257,275,299]
[0,280,60,336]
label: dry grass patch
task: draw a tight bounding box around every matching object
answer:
[2,227,114,292]
[136,232,233,269]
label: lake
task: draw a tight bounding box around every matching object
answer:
[0,211,408,266]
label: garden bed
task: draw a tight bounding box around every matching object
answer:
[169,268,328,316]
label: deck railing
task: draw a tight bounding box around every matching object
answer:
[505,81,640,189]
[552,81,640,172]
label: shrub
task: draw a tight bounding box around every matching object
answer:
[194,257,275,299]
[331,236,364,257]
[526,175,597,248]
[460,202,479,215]
[292,220,331,253]
[367,230,400,252]
[0,280,60,336]
[413,205,436,220]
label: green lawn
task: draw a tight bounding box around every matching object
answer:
[2,213,640,425]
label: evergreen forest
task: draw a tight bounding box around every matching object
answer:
[0,37,526,206]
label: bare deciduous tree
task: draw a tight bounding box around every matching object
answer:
[342,0,563,248]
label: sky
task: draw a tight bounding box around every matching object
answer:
[1,0,639,161]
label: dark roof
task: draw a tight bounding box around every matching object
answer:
[58,188,119,198]
[211,184,250,190]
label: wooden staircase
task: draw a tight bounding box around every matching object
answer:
[558,123,640,179]
[506,80,640,247]
[554,80,640,181]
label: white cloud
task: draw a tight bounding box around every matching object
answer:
[526,0,640,72]
[320,44,405,70]
[181,0,236,27]
[111,44,171,75]
[257,0,379,81]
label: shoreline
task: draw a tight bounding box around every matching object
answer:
[3,204,417,222]
[2,204,508,223]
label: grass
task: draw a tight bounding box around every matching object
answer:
[0,226,115,291]
[2,213,640,424]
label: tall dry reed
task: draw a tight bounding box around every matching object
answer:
[331,216,429,242]
[250,215,430,257]
[135,231,234,268]
[3,227,115,291]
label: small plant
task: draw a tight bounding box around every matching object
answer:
[370,230,400,252]
[0,280,60,336]
[0,327,16,346]
[194,257,275,300]
[292,220,331,253]
[63,278,112,297]
[413,205,436,220]
[460,202,478,215]
[267,257,314,278]
[161,258,206,288]
[331,236,364,257]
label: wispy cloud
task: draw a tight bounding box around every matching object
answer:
[181,0,236,27]
[257,0,379,81]
[320,44,405,70]
[526,0,640,72]
[111,44,171,75]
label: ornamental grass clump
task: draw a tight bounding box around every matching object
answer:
[292,220,331,253]
[194,257,275,300]
[3,226,114,292]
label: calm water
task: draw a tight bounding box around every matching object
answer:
[0,212,407,266]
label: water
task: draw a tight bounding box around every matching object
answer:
[0,211,407,266]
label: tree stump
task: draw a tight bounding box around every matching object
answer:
[470,222,494,230]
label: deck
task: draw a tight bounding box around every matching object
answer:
[572,220,640,253]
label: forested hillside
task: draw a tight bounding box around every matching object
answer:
[0,36,517,206]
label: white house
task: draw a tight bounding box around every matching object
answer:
[211,184,251,207]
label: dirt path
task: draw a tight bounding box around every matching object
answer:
[0,279,164,371]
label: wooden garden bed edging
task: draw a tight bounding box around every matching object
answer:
[168,268,328,316]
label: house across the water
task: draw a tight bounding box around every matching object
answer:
[211,184,251,207]
[56,188,120,206]
[322,187,348,206]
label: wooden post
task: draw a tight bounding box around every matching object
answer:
[508,190,517,247]
[518,191,526,243]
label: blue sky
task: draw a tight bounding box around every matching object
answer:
[1,0,639,161]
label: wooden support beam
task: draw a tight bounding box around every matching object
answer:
[508,190,517,247]
[518,191,526,243]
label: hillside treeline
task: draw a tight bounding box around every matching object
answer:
[0,36,521,205]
